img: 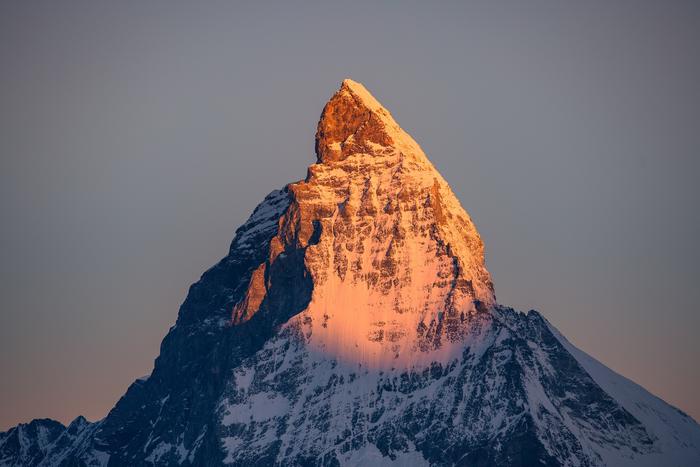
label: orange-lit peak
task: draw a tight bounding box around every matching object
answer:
[315,79,402,164]
[236,80,495,368]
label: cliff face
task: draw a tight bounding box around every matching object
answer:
[233,79,494,369]
[3,80,699,467]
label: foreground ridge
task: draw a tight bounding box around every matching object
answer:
[2,80,699,467]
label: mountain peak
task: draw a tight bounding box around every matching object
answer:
[233,79,496,366]
[315,79,402,164]
[339,78,384,111]
[265,80,497,366]
[5,79,700,467]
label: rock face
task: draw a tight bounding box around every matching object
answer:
[3,80,700,466]
[252,79,495,370]
[0,419,65,466]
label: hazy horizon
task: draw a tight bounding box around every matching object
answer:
[1,0,699,430]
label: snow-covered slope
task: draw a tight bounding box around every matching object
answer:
[547,321,700,466]
[215,304,700,466]
[2,79,698,466]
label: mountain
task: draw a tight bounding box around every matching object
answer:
[2,79,699,466]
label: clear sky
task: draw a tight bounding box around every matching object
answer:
[1,0,698,430]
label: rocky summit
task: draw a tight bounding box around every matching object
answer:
[2,80,699,467]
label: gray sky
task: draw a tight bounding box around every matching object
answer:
[1,0,699,429]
